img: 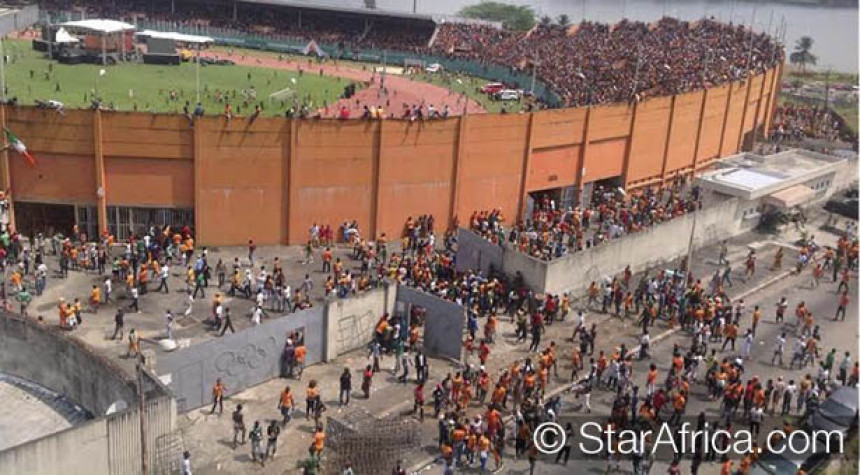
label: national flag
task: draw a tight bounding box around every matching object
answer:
[4,128,36,167]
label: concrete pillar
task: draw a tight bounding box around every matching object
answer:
[737,76,754,151]
[751,73,768,146]
[371,120,383,239]
[93,110,108,235]
[690,89,709,176]
[763,63,783,138]
[660,95,677,186]
[449,116,466,229]
[516,113,535,220]
[717,82,735,158]
[192,116,203,243]
[622,102,639,189]
[322,300,336,362]
[287,119,299,244]
[0,105,15,231]
[280,120,290,244]
[574,107,591,206]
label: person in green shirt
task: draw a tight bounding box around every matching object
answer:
[824,348,837,372]
[16,286,31,315]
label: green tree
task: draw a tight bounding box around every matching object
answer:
[557,14,571,27]
[540,15,552,27]
[789,36,817,73]
[458,1,536,31]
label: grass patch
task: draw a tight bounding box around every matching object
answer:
[1,39,351,116]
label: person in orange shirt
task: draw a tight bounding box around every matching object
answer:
[720,456,733,475]
[210,378,227,414]
[523,371,536,398]
[571,347,582,381]
[451,372,464,402]
[722,323,738,351]
[646,364,658,396]
[669,391,686,425]
[310,426,325,461]
[278,386,293,425]
[305,381,320,421]
[294,343,307,379]
[58,298,69,328]
[751,306,762,336]
[90,285,101,311]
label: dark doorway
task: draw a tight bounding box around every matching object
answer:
[14,202,75,238]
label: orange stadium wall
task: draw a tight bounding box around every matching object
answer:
[0,66,782,246]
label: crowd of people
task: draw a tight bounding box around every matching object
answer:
[770,104,847,143]
[470,174,700,260]
[37,1,782,109]
[38,0,436,51]
[432,17,782,107]
[3,189,859,475]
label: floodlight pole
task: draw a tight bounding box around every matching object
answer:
[196,43,201,104]
[0,38,5,102]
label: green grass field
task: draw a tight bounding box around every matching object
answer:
[1,40,352,116]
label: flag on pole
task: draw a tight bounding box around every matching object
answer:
[4,128,36,167]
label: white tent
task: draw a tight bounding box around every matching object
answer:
[135,30,214,45]
[54,27,79,44]
[60,19,135,34]
[301,40,327,58]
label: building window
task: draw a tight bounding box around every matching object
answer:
[107,206,194,240]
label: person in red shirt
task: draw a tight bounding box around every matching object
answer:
[413,384,424,421]
[479,340,491,365]
[835,291,849,321]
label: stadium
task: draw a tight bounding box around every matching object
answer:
[0,0,783,246]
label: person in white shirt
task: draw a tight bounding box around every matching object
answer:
[252,305,263,325]
[741,330,754,359]
[182,451,192,475]
[165,311,175,340]
[157,264,170,293]
[771,333,786,366]
[103,277,112,303]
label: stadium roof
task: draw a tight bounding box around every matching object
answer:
[237,0,435,22]
[136,30,214,44]
[60,19,136,34]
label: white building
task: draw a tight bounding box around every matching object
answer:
[695,149,848,225]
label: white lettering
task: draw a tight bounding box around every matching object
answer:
[579,422,604,455]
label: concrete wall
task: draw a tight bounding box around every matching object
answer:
[456,198,744,296]
[0,66,780,246]
[0,313,176,475]
[323,286,396,361]
[502,243,549,292]
[541,197,741,295]
[0,312,137,415]
[0,394,176,475]
[396,286,464,361]
[455,228,503,275]
[157,306,324,411]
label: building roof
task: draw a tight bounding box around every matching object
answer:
[695,149,846,201]
[237,0,436,22]
[763,185,816,208]
[136,30,214,45]
[60,19,136,34]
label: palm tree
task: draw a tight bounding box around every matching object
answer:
[789,36,817,73]
[540,15,552,27]
[557,14,571,28]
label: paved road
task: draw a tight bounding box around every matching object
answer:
[475,266,858,475]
